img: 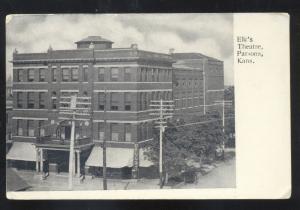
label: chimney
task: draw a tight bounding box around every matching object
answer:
[47,45,53,52]
[169,48,175,54]
[131,43,138,49]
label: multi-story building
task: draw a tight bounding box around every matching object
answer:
[172,53,224,119]
[6,36,224,179]
[6,79,13,153]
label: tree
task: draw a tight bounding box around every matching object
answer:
[224,86,235,147]
[143,111,226,178]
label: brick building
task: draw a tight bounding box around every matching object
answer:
[6,36,224,178]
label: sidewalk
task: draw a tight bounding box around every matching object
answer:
[13,170,166,191]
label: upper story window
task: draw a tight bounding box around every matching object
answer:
[39,69,46,82]
[98,92,105,110]
[124,93,131,111]
[52,68,57,82]
[39,92,46,109]
[98,67,105,81]
[125,124,131,142]
[62,68,70,82]
[124,67,131,81]
[52,98,57,109]
[27,92,35,108]
[143,68,147,81]
[110,93,119,110]
[83,67,89,82]
[111,123,119,141]
[28,69,35,82]
[71,68,79,81]
[17,120,23,136]
[17,69,23,82]
[98,122,105,141]
[17,92,23,108]
[27,120,35,137]
[111,68,119,81]
[151,69,155,81]
[39,121,45,136]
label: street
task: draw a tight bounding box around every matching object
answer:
[10,155,235,191]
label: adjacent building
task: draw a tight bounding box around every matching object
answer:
[6,36,224,179]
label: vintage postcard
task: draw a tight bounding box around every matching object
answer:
[5,13,290,199]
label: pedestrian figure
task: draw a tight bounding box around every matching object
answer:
[80,174,85,183]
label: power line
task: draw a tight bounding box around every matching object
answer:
[172,117,235,128]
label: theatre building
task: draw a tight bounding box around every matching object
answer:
[6,36,224,179]
[172,53,224,120]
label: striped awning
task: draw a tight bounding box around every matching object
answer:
[6,142,36,162]
[86,146,154,168]
[85,146,134,168]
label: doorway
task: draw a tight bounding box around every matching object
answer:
[61,126,71,140]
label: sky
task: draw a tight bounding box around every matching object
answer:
[6,14,234,85]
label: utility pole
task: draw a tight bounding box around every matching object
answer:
[202,71,206,114]
[59,95,91,191]
[150,98,174,189]
[102,88,107,190]
[68,95,76,190]
[159,99,163,188]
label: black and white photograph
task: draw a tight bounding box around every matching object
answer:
[5,13,235,192]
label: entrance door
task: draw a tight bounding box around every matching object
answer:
[61,126,71,140]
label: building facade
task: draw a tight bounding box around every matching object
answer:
[7,36,224,179]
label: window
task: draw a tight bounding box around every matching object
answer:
[71,68,79,81]
[188,99,192,107]
[62,68,70,81]
[111,124,119,141]
[143,93,148,110]
[111,68,119,81]
[28,69,34,82]
[39,121,45,136]
[139,68,143,81]
[151,69,155,81]
[98,93,105,110]
[98,122,104,141]
[17,92,23,108]
[143,68,147,81]
[27,92,35,108]
[52,68,57,82]
[27,120,34,137]
[124,93,131,111]
[125,124,131,142]
[39,92,46,109]
[39,69,46,82]
[98,67,105,81]
[143,123,148,140]
[17,69,23,82]
[156,69,159,82]
[139,93,143,110]
[110,93,119,110]
[17,120,23,136]
[52,98,57,109]
[124,67,131,81]
[168,69,172,81]
[83,67,89,82]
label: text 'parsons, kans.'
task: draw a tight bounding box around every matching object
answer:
[237,36,264,64]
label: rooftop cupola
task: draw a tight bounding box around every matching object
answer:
[75,36,113,50]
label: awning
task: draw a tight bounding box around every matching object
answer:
[86,146,134,168]
[139,148,154,167]
[6,142,36,162]
[86,146,154,168]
